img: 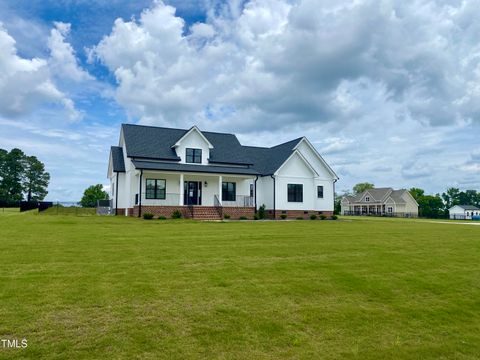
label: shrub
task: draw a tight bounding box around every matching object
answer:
[331,215,338,220]
[320,215,327,220]
[296,217,304,220]
[239,216,247,220]
[171,210,182,219]
[257,204,266,219]
[280,214,287,220]
[253,214,259,220]
[223,213,231,219]
[143,212,154,220]
[158,216,167,220]
[310,214,317,220]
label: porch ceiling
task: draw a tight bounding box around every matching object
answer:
[132,160,259,176]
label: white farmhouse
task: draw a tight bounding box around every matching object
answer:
[108,124,338,219]
[449,205,480,220]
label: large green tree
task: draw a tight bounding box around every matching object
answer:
[0,148,26,202]
[417,195,445,218]
[80,184,109,208]
[409,187,425,201]
[353,182,374,195]
[0,148,50,203]
[23,156,50,201]
[441,187,460,209]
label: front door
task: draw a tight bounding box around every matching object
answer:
[184,181,202,205]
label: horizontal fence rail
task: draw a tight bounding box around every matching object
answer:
[343,211,418,218]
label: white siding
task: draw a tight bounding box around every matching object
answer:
[274,152,334,211]
[174,130,211,165]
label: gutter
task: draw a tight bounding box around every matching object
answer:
[333,178,338,215]
[254,175,259,211]
[270,175,276,219]
[115,171,119,216]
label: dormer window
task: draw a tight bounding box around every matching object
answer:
[365,196,370,202]
[186,148,202,164]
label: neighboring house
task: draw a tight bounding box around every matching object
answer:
[449,205,480,220]
[108,124,339,219]
[341,188,419,217]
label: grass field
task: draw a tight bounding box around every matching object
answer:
[0,213,479,359]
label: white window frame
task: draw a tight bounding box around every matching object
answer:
[387,206,393,213]
[365,196,370,202]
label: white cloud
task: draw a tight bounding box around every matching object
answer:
[48,21,93,82]
[86,0,480,193]
[0,22,84,121]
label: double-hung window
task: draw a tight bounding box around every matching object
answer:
[317,186,324,198]
[186,148,202,163]
[222,182,236,201]
[146,179,166,199]
[288,184,303,202]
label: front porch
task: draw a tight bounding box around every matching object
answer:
[130,170,255,219]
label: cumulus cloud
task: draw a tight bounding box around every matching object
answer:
[90,0,480,130]
[0,21,90,122]
[48,22,93,82]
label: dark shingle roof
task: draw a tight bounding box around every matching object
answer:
[111,146,125,172]
[120,124,305,175]
[132,160,259,175]
[242,138,303,175]
[457,205,480,210]
[122,124,255,165]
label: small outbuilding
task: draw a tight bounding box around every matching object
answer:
[449,205,480,220]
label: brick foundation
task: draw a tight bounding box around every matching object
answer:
[267,209,334,219]
[129,205,255,220]
[221,207,256,220]
[133,205,191,218]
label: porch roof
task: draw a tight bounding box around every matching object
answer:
[132,160,259,176]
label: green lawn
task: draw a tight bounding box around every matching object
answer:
[0,214,479,359]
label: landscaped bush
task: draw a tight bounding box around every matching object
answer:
[296,217,304,220]
[310,214,317,220]
[171,210,182,219]
[158,216,167,220]
[239,216,247,220]
[320,215,327,220]
[280,214,287,220]
[143,213,154,220]
[223,214,231,219]
[253,214,259,220]
[331,215,338,220]
[257,204,266,219]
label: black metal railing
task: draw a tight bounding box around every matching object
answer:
[221,195,254,207]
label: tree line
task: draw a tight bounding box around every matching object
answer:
[0,148,50,203]
[335,182,480,218]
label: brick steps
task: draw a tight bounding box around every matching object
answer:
[190,206,222,220]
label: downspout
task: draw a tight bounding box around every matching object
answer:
[138,169,143,218]
[254,175,259,211]
[115,171,119,216]
[333,178,338,215]
[270,175,276,219]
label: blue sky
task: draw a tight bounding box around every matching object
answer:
[0,0,479,200]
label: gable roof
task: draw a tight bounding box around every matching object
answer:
[346,188,413,204]
[121,124,253,165]
[119,124,330,176]
[242,138,303,175]
[172,125,214,149]
[110,146,125,172]
[452,205,480,211]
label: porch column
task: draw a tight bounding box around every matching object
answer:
[218,175,222,205]
[179,173,184,205]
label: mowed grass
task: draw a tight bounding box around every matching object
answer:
[0,214,479,359]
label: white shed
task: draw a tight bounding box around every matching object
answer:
[449,205,480,220]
